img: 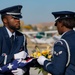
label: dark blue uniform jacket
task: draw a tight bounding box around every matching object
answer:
[43,30,75,75]
[0,26,28,75]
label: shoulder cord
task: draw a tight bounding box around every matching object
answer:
[60,39,70,67]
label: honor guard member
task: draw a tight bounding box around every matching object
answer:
[0,5,30,75]
[37,11,75,75]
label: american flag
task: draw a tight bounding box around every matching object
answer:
[0,57,33,73]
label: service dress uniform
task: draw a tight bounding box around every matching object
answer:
[44,30,75,75]
[0,5,29,75]
[37,11,75,75]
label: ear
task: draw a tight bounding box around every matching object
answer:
[61,23,64,27]
[3,18,7,24]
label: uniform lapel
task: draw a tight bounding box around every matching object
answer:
[2,27,11,50]
[10,35,18,54]
[10,31,24,54]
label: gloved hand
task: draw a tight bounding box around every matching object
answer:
[12,68,25,75]
[14,51,27,59]
[37,56,47,65]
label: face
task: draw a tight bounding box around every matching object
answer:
[56,22,63,35]
[3,15,20,32]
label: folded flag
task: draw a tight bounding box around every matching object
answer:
[0,57,33,73]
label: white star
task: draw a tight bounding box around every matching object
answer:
[7,63,13,70]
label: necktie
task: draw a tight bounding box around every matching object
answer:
[10,35,14,46]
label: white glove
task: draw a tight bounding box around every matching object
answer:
[12,68,25,75]
[14,51,27,59]
[37,56,47,65]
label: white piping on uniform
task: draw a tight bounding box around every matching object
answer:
[61,39,70,67]
[6,12,21,15]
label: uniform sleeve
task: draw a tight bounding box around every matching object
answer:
[44,40,68,75]
[22,35,30,75]
[0,36,6,66]
[24,38,28,54]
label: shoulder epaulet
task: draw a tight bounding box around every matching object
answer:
[55,40,64,45]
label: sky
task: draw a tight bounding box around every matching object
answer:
[0,0,75,25]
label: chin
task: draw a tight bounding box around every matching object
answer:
[59,32,61,34]
[16,26,20,30]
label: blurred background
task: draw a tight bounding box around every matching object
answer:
[0,0,75,75]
